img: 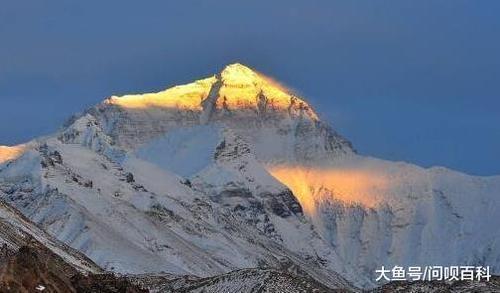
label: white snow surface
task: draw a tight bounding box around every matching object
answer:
[136,125,223,177]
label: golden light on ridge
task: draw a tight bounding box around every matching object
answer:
[106,63,318,120]
[0,145,26,164]
[107,76,216,110]
[267,165,389,216]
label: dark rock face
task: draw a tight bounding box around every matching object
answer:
[131,268,340,293]
[0,246,147,293]
[0,246,77,293]
[71,274,147,293]
[267,190,303,217]
[261,190,303,218]
[125,172,135,183]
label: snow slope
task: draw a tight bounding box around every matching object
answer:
[0,199,101,274]
[0,129,352,289]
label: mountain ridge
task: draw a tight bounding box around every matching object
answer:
[106,63,318,120]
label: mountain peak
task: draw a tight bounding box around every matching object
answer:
[221,62,255,74]
[220,63,260,84]
[106,63,318,121]
[219,63,291,94]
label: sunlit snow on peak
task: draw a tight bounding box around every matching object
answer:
[104,63,318,120]
[106,76,216,110]
[220,63,261,86]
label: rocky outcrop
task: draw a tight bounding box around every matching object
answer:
[0,246,146,293]
[135,268,337,293]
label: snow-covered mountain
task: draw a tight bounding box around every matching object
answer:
[0,63,499,290]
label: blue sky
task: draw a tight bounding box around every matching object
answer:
[1,1,499,175]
